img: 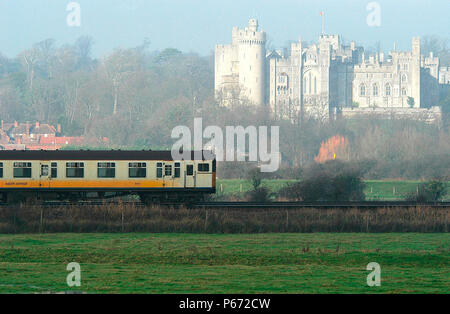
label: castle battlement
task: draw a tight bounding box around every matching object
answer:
[232,19,266,43]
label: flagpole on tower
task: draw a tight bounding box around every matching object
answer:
[320,11,325,35]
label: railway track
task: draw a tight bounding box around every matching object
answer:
[0,200,449,209]
[193,201,450,209]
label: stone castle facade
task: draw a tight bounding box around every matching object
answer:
[215,19,449,123]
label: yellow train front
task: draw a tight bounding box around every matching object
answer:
[0,150,216,204]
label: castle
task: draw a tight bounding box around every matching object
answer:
[215,19,449,123]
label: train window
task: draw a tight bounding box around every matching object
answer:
[13,162,32,178]
[156,163,163,178]
[98,162,116,178]
[129,162,146,178]
[174,163,180,178]
[41,165,49,177]
[186,165,194,176]
[165,165,172,176]
[0,162,3,178]
[212,159,216,172]
[66,162,84,178]
[198,163,210,172]
[51,162,57,178]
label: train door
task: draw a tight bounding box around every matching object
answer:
[156,162,165,187]
[164,163,174,187]
[39,162,51,188]
[184,162,195,188]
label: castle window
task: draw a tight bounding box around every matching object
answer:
[309,73,312,94]
[402,74,407,82]
[360,84,366,96]
[402,88,407,96]
[314,77,317,94]
[373,84,379,96]
[404,64,408,70]
[385,84,391,96]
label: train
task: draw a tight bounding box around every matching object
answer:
[0,150,216,204]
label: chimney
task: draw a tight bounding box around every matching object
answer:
[35,121,40,128]
[26,122,30,137]
[57,124,61,133]
[14,121,18,128]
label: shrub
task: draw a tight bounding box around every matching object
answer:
[406,179,448,202]
[278,160,366,202]
[246,186,273,202]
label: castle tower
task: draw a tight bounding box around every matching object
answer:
[318,38,332,119]
[234,19,266,105]
[215,19,266,106]
[411,37,421,107]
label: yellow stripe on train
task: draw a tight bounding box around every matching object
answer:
[0,180,184,189]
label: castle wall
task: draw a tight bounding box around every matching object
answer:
[339,106,442,125]
[352,39,421,109]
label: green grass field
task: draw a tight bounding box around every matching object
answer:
[0,233,448,294]
[216,179,450,201]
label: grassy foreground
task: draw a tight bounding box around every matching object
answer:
[0,233,448,294]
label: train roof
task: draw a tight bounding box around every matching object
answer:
[0,150,214,161]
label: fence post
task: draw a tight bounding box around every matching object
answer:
[446,211,448,233]
[40,209,43,233]
[240,184,243,193]
[286,210,289,231]
[366,214,370,233]
[205,209,208,232]
[121,211,124,232]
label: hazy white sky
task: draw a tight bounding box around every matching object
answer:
[0,0,449,57]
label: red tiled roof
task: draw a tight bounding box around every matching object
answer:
[39,136,84,145]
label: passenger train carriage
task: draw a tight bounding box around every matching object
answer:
[0,150,216,204]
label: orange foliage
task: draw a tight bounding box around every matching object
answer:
[314,135,349,163]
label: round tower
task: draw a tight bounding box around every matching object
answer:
[236,19,266,105]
